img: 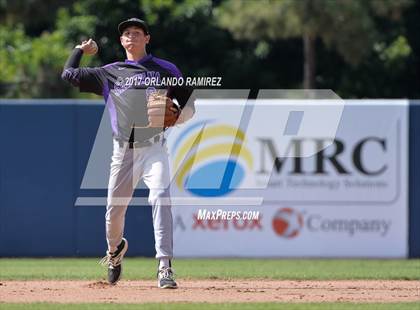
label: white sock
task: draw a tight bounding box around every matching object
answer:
[159,258,170,269]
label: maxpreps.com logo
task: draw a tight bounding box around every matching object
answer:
[172,120,253,197]
[272,208,304,238]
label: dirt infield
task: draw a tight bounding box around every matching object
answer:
[0,280,419,303]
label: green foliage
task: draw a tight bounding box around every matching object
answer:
[216,0,300,40]
[0,0,419,97]
[0,25,28,82]
[0,22,98,98]
[376,36,412,67]
[217,0,413,66]
[216,0,414,89]
[0,24,64,97]
[56,8,98,42]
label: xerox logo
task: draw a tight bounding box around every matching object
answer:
[272,208,304,238]
[272,208,392,238]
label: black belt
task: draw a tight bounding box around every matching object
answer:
[116,135,165,149]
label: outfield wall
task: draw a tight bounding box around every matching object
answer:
[0,99,418,258]
[409,102,420,258]
[0,100,155,257]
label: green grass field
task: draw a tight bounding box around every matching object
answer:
[1,258,419,309]
[1,258,419,280]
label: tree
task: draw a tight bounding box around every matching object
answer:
[0,0,75,36]
[216,0,413,89]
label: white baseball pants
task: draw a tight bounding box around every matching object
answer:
[105,138,173,259]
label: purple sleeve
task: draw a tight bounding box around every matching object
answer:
[61,48,105,95]
[62,67,105,95]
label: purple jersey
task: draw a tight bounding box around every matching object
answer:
[62,50,193,141]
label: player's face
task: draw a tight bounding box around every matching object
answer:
[120,26,150,53]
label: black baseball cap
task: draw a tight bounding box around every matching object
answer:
[118,18,149,35]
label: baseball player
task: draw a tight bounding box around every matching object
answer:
[62,18,194,288]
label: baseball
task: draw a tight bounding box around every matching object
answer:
[88,39,98,55]
[77,38,98,55]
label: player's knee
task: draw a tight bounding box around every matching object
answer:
[148,189,170,207]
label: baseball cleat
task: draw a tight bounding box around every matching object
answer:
[99,238,128,285]
[157,266,178,289]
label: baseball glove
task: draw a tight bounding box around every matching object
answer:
[146,93,180,128]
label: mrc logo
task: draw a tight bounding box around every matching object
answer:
[272,208,304,238]
[171,120,253,197]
